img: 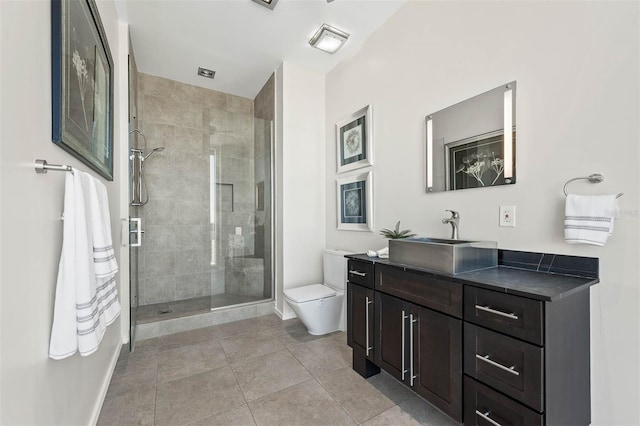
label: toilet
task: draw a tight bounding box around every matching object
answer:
[283,249,352,335]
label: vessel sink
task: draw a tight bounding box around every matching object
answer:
[388,237,497,274]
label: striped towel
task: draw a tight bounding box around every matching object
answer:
[49,170,120,360]
[564,194,619,246]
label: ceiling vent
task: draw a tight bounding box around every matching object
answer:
[197,67,216,79]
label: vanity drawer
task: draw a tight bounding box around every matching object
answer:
[464,323,543,412]
[375,264,462,318]
[464,376,543,426]
[348,260,374,288]
[464,286,543,345]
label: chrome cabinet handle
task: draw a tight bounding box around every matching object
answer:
[410,314,417,386]
[476,354,520,376]
[475,305,519,320]
[401,310,408,380]
[349,270,367,277]
[475,410,503,426]
[365,297,373,356]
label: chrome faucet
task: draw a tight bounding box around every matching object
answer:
[442,210,460,240]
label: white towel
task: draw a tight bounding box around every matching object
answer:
[367,247,389,258]
[49,170,120,360]
[564,194,619,246]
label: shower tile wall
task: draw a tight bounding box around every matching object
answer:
[137,73,255,305]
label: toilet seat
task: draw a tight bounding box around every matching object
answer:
[284,284,336,303]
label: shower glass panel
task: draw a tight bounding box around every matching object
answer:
[209,118,273,309]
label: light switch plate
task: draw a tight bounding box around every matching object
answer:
[499,205,516,227]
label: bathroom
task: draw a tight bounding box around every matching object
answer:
[0,1,638,425]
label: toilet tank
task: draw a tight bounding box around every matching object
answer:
[323,249,352,290]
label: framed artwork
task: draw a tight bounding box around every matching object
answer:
[336,105,373,174]
[52,0,114,180]
[336,171,373,232]
[445,130,516,190]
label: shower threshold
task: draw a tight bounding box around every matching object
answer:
[137,294,268,324]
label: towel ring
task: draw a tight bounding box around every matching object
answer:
[563,174,623,198]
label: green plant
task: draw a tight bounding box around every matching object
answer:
[379,221,416,239]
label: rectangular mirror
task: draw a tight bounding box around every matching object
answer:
[426,81,516,193]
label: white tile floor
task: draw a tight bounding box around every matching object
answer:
[98,314,458,426]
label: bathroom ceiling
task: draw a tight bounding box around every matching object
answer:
[116,0,406,99]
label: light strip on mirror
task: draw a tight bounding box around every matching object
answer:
[426,116,433,190]
[503,87,513,182]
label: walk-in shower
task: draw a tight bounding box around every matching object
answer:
[128,72,275,337]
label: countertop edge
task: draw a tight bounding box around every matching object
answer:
[346,253,599,302]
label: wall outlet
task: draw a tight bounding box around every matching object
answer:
[499,205,516,227]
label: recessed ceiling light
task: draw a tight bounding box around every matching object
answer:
[197,67,215,79]
[309,24,349,54]
[251,0,278,10]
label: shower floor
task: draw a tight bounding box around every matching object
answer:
[137,294,267,324]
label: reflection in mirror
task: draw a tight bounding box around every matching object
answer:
[426,81,516,193]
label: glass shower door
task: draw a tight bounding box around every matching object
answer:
[210,118,273,309]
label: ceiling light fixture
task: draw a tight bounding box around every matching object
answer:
[197,67,215,79]
[309,24,349,54]
[251,0,278,10]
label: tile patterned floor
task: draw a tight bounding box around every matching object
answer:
[98,314,458,426]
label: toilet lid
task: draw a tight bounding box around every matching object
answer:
[284,284,336,303]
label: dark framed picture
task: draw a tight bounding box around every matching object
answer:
[52,0,114,180]
[445,130,515,190]
[336,105,373,174]
[336,171,373,231]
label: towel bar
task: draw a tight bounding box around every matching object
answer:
[563,174,623,198]
[34,159,73,174]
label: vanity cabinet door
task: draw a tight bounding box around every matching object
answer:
[347,282,375,361]
[413,305,463,422]
[375,292,409,381]
[376,292,463,422]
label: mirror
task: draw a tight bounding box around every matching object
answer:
[426,81,516,193]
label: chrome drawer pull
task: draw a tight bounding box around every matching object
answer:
[401,310,408,380]
[349,270,367,277]
[476,354,520,376]
[410,314,417,386]
[365,297,373,356]
[475,410,503,426]
[475,305,519,320]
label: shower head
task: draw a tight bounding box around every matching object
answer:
[143,147,165,160]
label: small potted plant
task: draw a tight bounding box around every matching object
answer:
[379,221,416,239]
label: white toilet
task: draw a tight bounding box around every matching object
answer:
[283,249,352,335]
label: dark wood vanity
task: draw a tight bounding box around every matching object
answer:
[346,251,598,425]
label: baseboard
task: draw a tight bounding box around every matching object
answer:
[275,307,297,321]
[89,342,121,425]
[274,306,284,319]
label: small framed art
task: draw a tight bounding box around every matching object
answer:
[336,170,373,232]
[336,105,373,174]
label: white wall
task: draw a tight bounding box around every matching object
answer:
[325,2,639,424]
[275,62,326,319]
[0,1,128,424]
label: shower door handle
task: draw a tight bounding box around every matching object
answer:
[129,218,143,247]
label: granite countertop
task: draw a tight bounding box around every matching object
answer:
[346,253,599,302]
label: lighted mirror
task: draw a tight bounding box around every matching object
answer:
[426,81,516,193]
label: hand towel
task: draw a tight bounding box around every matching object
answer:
[49,170,120,360]
[87,175,121,327]
[377,247,389,259]
[564,194,619,246]
[367,247,389,258]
